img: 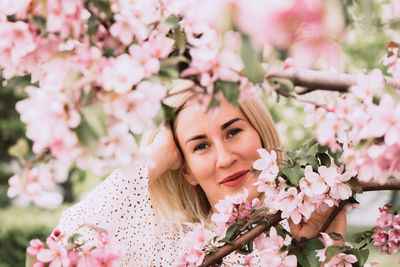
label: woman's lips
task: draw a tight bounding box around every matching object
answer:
[220,170,249,187]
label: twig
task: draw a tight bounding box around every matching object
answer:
[201,179,400,266]
[266,68,400,94]
[318,199,350,234]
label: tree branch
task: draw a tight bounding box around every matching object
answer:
[201,212,282,266]
[266,68,400,94]
[201,179,400,266]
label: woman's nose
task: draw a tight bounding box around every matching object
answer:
[215,142,237,169]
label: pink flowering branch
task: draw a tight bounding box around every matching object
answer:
[266,68,400,94]
[201,179,400,266]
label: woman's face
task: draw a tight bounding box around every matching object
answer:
[175,99,263,209]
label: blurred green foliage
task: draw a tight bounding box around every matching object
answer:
[0,226,50,267]
[0,71,30,207]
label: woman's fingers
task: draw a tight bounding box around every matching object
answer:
[289,207,347,244]
[146,123,183,183]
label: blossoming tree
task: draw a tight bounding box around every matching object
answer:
[2,0,400,266]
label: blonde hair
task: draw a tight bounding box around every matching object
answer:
[148,90,282,223]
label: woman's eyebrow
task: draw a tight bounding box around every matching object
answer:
[186,134,207,145]
[221,118,243,130]
[185,118,243,145]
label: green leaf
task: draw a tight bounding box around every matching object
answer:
[328,232,344,241]
[65,71,83,93]
[133,133,142,145]
[154,103,176,126]
[307,142,319,156]
[68,233,82,244]
[294,238,324,267]
[87,13,99,36]
[317,145,328,153]
[240,34,265,84]
[254,207,269,215]
[325,245,346,263]
[223,223,241,241]
[33,16,47,34]
[8,138,28,159]
[163,15,181,29]
[317,153,331,168]
[358,249,369,266]
[281,163,304,187]
[350,232,364,243]
[346,177,363,194]
[173,25,186,55]
[89,0,112,17]
[80,104,108,138]
[103,47,115,58]
[73,118,99,153]
[207,95,220,110]
[215,81,240,108]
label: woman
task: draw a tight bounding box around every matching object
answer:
[57,90,346,266]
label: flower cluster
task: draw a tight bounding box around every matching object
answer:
[178,147,361,266]
[316,233,357,267]
[176,224,207,266]
[27,227,119,267]
[1,0,345,207]
[304,68,400,184]
[7,161,69,208]
[253,227,297,266]
[372,205,400,258]
[254,149,356,224]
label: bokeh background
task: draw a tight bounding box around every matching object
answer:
[1,0,400,266]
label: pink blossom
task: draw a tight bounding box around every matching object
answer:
[319,166,353,200]
[0,0,31,18]
[326,253,357,267]
[148,31,175,58]
[244,255,256,267]
[291,36,340,68]
[129,43,161,78]
[350,69,384,102]
[277,187,303,224]
[377,212,393,227]
[253,149,279,183]
[46,0,85,38]
[98,123,138,167]
[110,14,138,45]
[393,215,400,229]
[388,228,400,253]
[372,227,388,247]
[211,197,234,224]
[106,81,166,134]
[300,165,328,197]
[254,227,284,252]
[368,94,400,146]
[27,239,44,256]
[0,21,37,66]
[392,0,400,19]
[16,85,81,159]
[102,54,144,93]
[179,224,207,266]
[36,237,70,267]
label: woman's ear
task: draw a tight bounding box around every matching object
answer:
[181,163,198,186]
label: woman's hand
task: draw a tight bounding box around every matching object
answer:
[289,207,346,246]
[144,123,183,184]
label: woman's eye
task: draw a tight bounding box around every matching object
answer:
[194,143,208,152]
[227,128,242,137]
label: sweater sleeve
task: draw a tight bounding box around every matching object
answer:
[56,164,156,266]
